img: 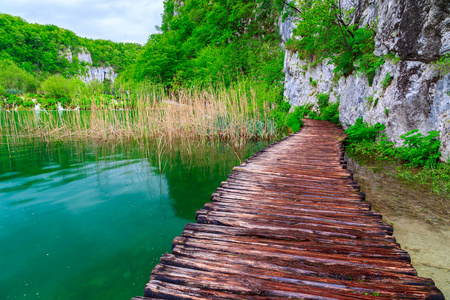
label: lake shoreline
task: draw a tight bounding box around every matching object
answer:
[346,155,449,298]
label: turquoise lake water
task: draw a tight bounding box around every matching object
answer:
[0,136,267,299]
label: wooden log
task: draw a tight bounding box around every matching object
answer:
[195,212,392,239]
[178,230,409,260]
[131,119,444,300]
[159,253,441,297]
[170,246,434,287]
[183,223,399,248]
[199,202,389,229]
[170,238,416,274]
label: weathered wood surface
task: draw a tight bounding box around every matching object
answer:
[132,119,444,299]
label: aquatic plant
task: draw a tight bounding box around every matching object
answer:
[0,81,280,146]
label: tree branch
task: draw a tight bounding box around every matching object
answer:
[281,0,302,15]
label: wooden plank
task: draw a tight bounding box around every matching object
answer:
[132,119,444,300]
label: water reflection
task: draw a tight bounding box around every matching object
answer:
[0,136,268,299]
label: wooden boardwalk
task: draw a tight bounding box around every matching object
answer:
[132,119,444,299]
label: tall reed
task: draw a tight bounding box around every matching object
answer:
[1,81,279,146]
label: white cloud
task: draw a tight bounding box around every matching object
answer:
[1,0,164,44]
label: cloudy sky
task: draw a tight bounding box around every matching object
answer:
[1,0,164,45]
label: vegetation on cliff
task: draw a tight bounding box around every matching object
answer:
[282,0,383,85]
[130,0,284,87]
[0,13,141,75]
[0,12,141,106]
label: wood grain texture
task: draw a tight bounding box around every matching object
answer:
[133,119,444,300]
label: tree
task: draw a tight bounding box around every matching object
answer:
[0,59,37,93]
[39,75,80,98]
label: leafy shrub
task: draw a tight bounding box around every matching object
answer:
[5,94,23,108]
[286,105,312,132]
[0,59,38,93]
[40,97,59,110]
[345,117,385,144]
[22,100,35,108]
[285,95,340,132]
[270,97,291,132]
[397,130,441,167]
[309,93,340,124]
[40,75,80,99]
[317,93,329,110]
[319,101,340,124]
[345,119,442,167]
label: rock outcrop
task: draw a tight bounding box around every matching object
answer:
[59,47,118,83]
[81,66,117,83]
[281,0,450,161]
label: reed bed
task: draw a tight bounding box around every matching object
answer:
[1,82,279,146]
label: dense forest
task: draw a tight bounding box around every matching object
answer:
[0,1,343,131]
[0,13,142,74]
[130,0,285,87]
[122,0,295,130]
[0,13,141,102]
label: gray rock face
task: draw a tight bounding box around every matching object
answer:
[278,14,295,44]
[78,48,93,64]
[59,48,73,63]
[375,0,450,59]
[282,0,450,162]
[81,66,118,83]
[58,47,117,83]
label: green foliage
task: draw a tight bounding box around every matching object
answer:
[385,53,401,64]
[40,75,81,99]
[364,95,374,110]
[0,59,38,93]
[345,119,442,167]
[433,54,450,76]
[309,77,317,87]
[318,101,340,124]
[381,72,394,89]
[373,97,379,107]
[415,163,450,196]
[0,13,140,76]
[285,105,312,132]
[4,94,23,108]
[345,118,385,144]
[346,121,448,195]
[21,100,35,108]
[397,130,441,167]
[80,38,141,72]
[283,0,383,85]
[131,0,284,88]
[284,93,340,132]
[317,93,330,110]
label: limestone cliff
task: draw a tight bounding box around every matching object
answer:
[59,47,118,83]
[281,0,450,161]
